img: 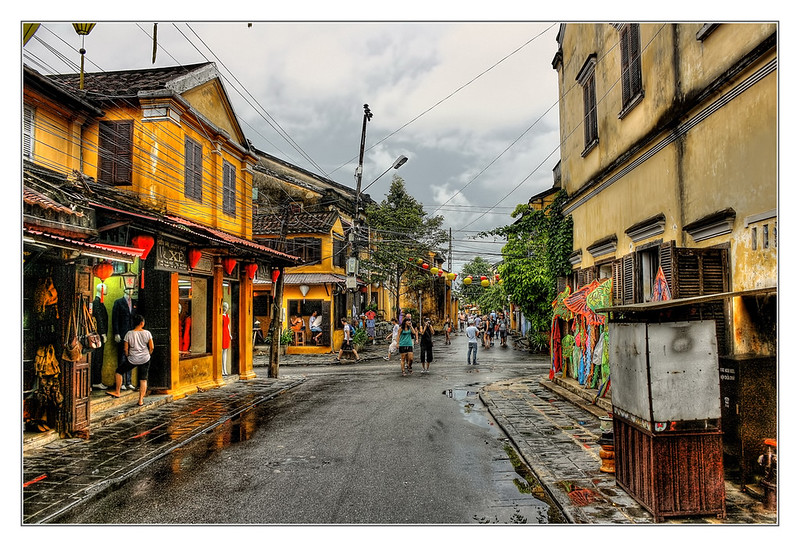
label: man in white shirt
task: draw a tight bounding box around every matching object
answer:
[465,319,479,366]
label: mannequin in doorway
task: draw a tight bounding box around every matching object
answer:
[179,303,192,352]
[112,288,136,390]
[222,302,232,376]
[90,283,109,390]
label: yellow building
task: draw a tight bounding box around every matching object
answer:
[26,62,299,403]
[551,23,776,487]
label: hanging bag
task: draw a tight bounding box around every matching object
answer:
[61,303,83,361]
[81,300,102,350]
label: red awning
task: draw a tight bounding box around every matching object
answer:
[23,227,143,262]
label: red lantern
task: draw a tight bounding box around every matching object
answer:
[222,257,237,275]
[422,263,429,270]
[245,263,258,281]
[131,234,155,260]
[92,261,113,302]
[271,268,280,283]
[495,274,500,281]
[480,275,487,281]
[187,248,202,269]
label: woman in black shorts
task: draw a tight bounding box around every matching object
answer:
[397,317,418,376]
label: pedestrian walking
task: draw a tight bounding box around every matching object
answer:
[465,319,479,366]
[383,317,399,361]
[397,317,418,376]
[336,317,360,362]
[443,316,452,345]
[498,313,508,347]
[419,318,434,372]
[106,313,153,406]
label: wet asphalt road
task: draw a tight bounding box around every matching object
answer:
[62,333,561,524]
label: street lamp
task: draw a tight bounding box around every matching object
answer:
[72,23,96,90]
[360,155,409,194]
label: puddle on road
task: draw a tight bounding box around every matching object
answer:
[444,387,566,524]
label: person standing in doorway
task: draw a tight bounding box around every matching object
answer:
[112,288,136,390]
[465,319,479,366]
[90,282,109,390]
[419,318,435,373]
[106,313,153,406]
[397,317,418,376]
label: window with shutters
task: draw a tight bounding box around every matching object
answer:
[287,237,322,265]
[576,54,599,154]
[638,247,659,302]
[332,236,346,269]
[23,106,35,159]
[222,160,236,217]
[619,23,644,116]
[184,137,203,202]
[98,120,133,185]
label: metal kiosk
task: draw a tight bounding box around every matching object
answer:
[607,318,726,522]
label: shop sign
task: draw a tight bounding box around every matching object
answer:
[154,239,213,275]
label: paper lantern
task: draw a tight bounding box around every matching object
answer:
[438,270,443,277]
[416,258,423,265]
[131,234,155,260]
[187,248,202,269]
[481,279,490,287]
[93,260,113,282]
[463,276,472,285]
[480,275,487,281]
[422,263,429,270]
[271,268,280,283]
[430,267,439,275]
[245,263,258,280]
[495,274,500,282]
[447,272,456,281]
[222,257,237,275]
[92,261,113,302]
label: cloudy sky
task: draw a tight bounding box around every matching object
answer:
[22,18,562,274]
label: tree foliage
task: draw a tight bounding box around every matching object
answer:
[488,190,573,332]
[364,176,449,311]
[457,256,495,306]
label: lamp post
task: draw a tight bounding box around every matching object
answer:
[72,23,96,90]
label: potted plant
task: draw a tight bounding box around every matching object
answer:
[352,327,368,351]
[280,329,293,354]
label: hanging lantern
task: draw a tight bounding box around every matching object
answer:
[495,274,501,282]
[222,257,237,275]
[131,234,155,260]
[187,248,202,270]
[463,276,472,285]
[430,267,439,275]
[480,275,487,281]
[244,263,258,280]
[438,270,444,277]
[422,263,429,270]
[416,258,423,265]
[299,284,310,302]
[271,268,280,283]
[92,261,113,302]
[481,279,490,287]
[447,272,456,281]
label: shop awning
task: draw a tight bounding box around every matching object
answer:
[254,273,365,286]
[596,286,777,314]
[23,227,143,263]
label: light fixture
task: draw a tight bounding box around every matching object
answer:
[361,155,410,193]
[299,284,310,302]
[72,23,96,90]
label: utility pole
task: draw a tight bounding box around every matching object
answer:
[268,201,292,378]
[348,104,372,320]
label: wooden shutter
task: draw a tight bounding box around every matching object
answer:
[98,121,133,185]
[184,138,203,202]
[622,253,635,304]
[620,25,632,104]
[23,106,34,158]
[659,240,675,297]
[612,258,623,305]
[222,160,236,216]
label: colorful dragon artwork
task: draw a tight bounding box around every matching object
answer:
[550,267,671,401]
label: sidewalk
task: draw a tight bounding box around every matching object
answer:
[22,375,305,524]
[480,375,778,524]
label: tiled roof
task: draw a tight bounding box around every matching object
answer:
[253,210,339,235]
[254,273,364,286]
[23,187,83,217]
[48,62,212,98]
